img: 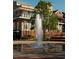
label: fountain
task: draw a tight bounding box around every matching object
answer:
[34,13,43,48]
[14,14,65,59]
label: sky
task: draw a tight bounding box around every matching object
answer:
[14,0,65,12]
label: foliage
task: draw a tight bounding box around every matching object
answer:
[34,0,59,31]
[35,0,52,16]
[49,14,59,31]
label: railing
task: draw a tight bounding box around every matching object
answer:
[21,31,65,37]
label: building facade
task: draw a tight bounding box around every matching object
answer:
[53,10,65,32]
[13,1,35,40]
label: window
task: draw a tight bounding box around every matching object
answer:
[23,11,28,17]
[24,23,27,29]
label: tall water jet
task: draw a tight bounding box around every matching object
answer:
[34,13,43,48]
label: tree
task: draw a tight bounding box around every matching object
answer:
[34,0,59,40]
[35,0,52,16]
[49,14,58,31]
[35,0,52,28]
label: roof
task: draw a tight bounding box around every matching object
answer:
[13,1,34,11]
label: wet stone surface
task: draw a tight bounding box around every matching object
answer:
[13,44,65,59]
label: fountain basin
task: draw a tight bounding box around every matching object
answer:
[14,56,64,59]
[13,42,65,59]
[14,52,65,59]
